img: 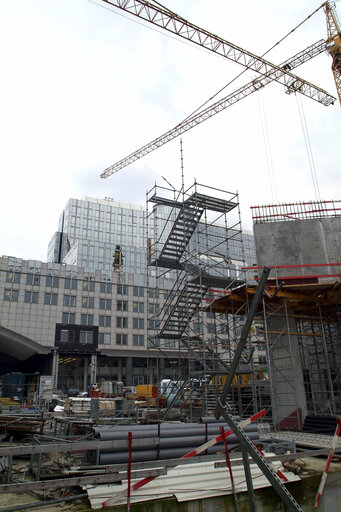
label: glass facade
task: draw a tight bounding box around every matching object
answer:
[48,197,256,277]
[48,197,146,273]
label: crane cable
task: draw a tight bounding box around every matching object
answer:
[295,93,322,203]
[90,1,327,126]
[180,2,327,123]
[258,91,278,204]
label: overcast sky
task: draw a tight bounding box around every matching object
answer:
[0,0,340,262]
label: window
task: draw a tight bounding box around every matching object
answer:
[46,276,59,288]
[62,312,75,324]
[60,329,69,343]
[80,331,93,344]
[100,282,112,294]
[133,286,144,297]
[81,314,94,326]
[148,303,159,315]
[148,337,160,348]
[117,300,128,312]
[117,284,128,295]
[116,317,128,328]
[133,302,144,313]
[207,324,216,334]
[24,291,38,304]
[98,333,111,345]
[116,333,127,345]
[99,315,111,327]
[193,322,203,334]
[82,297,95,308]
[44,293,58,305]
[26,274,40,285]
[63,294,76,307]
[64,278,77,290]
[133,334,144,346]
[165,339,176,348]
[83,279,95,292]
[148,319,159,330]
[4,289,19,302]
[148,288,159,298]
[206,311,215,319]
[100,298,111,310]
[219,324,228,335]
[133,318,144,329]
[6,271,20,283]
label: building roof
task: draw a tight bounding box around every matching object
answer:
[0,325,51,361]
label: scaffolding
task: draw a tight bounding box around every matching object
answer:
[145,193,341,426]
[145,181,259,420]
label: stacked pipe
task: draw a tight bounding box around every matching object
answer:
[93,419,260,464]
[303,415,339,435]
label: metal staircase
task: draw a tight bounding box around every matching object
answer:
[159,281,208,338]
[151,203,204,268]
[179,336,230,374]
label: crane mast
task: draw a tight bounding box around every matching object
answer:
[325,1,341,104]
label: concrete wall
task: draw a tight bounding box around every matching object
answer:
[254,217,341,278]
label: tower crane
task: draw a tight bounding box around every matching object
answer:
[325,1,341,102]
[98,0,338,179]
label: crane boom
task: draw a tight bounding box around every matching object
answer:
[101,0,335,107]
[325,1,341,104]
[101,39,327,178]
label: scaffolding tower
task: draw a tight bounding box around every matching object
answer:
[145,182,266,420]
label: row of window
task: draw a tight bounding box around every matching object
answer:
[4,289,145,312]
[5,272,147,296]
[61,312,146,329]
[59,330,145,347]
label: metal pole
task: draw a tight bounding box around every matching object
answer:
[127,431,132,512]
[216,266,271,418]
[220,426,239,512]
[314,418,341,509]
[318,305,336,415]
[262,297,277,428]
[242,446,257,512]
[284,299,301,428]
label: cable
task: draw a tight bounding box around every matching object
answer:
[295,93,322,203]
[89,1,326,125]
[88,0,240,59]
[181,3,326,122]
[258,91,278,204]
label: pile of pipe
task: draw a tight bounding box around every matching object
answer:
[93,416,260,464]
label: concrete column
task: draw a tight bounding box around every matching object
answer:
[83,356,89,391]
[268,315,307,428]
[90,354,97,385]
[125,357,133,386]
[52,350,59,389]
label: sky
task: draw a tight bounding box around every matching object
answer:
[0,0,340,262]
